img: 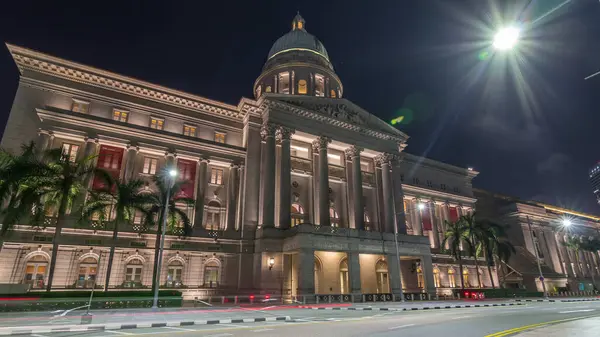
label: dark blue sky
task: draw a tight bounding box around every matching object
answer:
[1,0,600,214]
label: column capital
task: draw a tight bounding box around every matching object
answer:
[126,143,140,152]
[38,129,54,138]
[344,145,363,160]
[398,141,408,152]
[374,153,397,167]
[198,157,210,164]
[260,122,277,140]
[311,136,331,152]
[275,126,295,142]
[164,151,177,158]
[230,163,241,169]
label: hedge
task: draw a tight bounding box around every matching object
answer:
[454,288,544,298]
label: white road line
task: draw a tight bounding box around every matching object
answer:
[217,323,251,328]
[388,324,415,330]
[205,334,233,337]
[451,315,473,320]
[252,328,274,332]
[105,331,134,335]
[162,326,196,332]
[32,334,49,337]
[559,309,595,314]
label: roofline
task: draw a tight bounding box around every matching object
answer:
[5,43,241,118]
[402,153,479,178]
[268,47,330,62]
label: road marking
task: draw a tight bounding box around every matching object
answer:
[559,309,595,314]
[252,328,274,332]
[162,326,196,331]
[105,331,133,335]
[451,315,473,320]
[484,315,596,337]
[32,334,49,337]
[217,323,251,328]
[204,334,233,337]
[388,324,415,330]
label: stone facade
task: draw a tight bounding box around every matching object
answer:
[1,16,492,299]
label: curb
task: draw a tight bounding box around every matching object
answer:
[514,298,600,303]
[0,316,291,336]
[299,302,524,311]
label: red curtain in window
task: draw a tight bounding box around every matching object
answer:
[177,159,196,198]
[421,209,432,231]
[92,145,124,190]
[449,207,459,223]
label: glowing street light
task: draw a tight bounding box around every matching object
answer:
[562,219,572,227]
[168,169,178,177]
[492,26,520,50]
[417,203,426,210]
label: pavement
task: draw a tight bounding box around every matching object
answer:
[1,299,600,336]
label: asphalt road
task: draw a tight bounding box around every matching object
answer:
[6,301,600,337]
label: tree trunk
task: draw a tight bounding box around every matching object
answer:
[46,193,69,291]
[104,220,119,291]
[458,251,466,289]
[485,250,496,289]
[472,234,482,288]
[151,209,165,295]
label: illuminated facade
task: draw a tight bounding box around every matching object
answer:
[590,163,600,206]
[0,14,493,298]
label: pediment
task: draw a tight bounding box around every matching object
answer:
[262,94,408,142]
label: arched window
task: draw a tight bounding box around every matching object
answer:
[314,257,322,294]
[278,72,290,94]
[266,86,272,93]
[204,200,223,231]
[314,74,325,97]
[339,258,349,294]
[448,268,456,288]
[329,207,340,227]
[416,266,424,288]
[125,258,143,288]
[364,209,371,231]
[375,260,390,294]
[298,80,307,94]
[167,260,184,288]
[204,260,220,288]
[24,255,48,289]
[433,267,441,288]
[330,89,336,98]
[291,203,305,227]
[77,257,98,288]
[463,268,469,287]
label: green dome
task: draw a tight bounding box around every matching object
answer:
[267,13,330,62]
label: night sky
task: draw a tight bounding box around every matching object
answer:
[1,1,600,214]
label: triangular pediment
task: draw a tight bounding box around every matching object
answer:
[262,94,408,141]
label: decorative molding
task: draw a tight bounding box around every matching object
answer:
[275,126,295,142]
[8,45,243,121]
[344,145,363,160]
[311,136,331,152]
[260,123,277,141]
[374,153,397,167]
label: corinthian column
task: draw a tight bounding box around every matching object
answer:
[261,123,277,228]
[194,158,209,230]
[375,153,395,233]
[226,164,240,231]
[313,136,331,226]
[277,127,295,229]
[123,143,139,182]
[345,146,364,230]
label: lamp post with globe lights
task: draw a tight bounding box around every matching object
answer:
[152,168,178,309]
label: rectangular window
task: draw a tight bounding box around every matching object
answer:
[183,125,197,137]
[150,117,164,130]
[210,168,223,185]
[214,132,226,143]
[113,109,128,122]
[61,143,79,162]
[142,157,158,175]
[177,159,196,198]
[315,74,325,97]
[71,100,89,113]
[278,72,290,94]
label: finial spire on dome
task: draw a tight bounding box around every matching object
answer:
[292,12,306,31]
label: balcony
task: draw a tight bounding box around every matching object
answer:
[291,156,312,172]
[361,171,375,185]
[328,164,346,180]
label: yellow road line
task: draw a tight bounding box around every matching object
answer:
[484,315,597,337]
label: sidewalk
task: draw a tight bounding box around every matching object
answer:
[299,299,527,311]
[512,316,600,336]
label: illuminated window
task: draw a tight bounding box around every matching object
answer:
[448,269,456,288]
[291,203,305,227]
[330,207,340,227]
[297,20,304,30]
[113,110,128,122]
[166,261,183,288]
[62,143,79,162]
[339,258,349,294]
[266,86,272,93]
[210,168,223,185]
[315,74,325,97]
[71,100,89,113]
[125,258,143,283]
[433,268,441,288]
[205,200,222,230]
[150,117,164,130]
[330,89,336,98]
[214,132,226,143]
[417,266,424,288]
[463,269,469,287]
[183,125,197,137]
[278,72,290,94]
[142,157,158,175]
[77,257,98,288]
[203,260,219,288]
[24,255,48,289]
[298,79,307,94]
[375,260,390,294]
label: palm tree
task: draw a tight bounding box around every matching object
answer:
[81,179,156,290]
[146,174,194,292]
[442,219,473,289]
[461,214,486,288]
[582,238,600,290]
[466,216,509,289]
[492,239,516,288]
[564,236,583,279]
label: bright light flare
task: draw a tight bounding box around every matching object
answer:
[493,26,520,50]
[562,218,572,227]
[168,169,178,177]
[417,203,426,210]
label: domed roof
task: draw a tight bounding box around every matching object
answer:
[267,13,330,62]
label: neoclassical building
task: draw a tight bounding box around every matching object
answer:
[0,14,494,299]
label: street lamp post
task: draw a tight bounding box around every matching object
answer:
[152,169,178,309]
[526,215,548,299]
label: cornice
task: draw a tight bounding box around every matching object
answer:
[36,108,246,159]
[402,184,477,205]
[402,152,478,179]
[7,44,243,122]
